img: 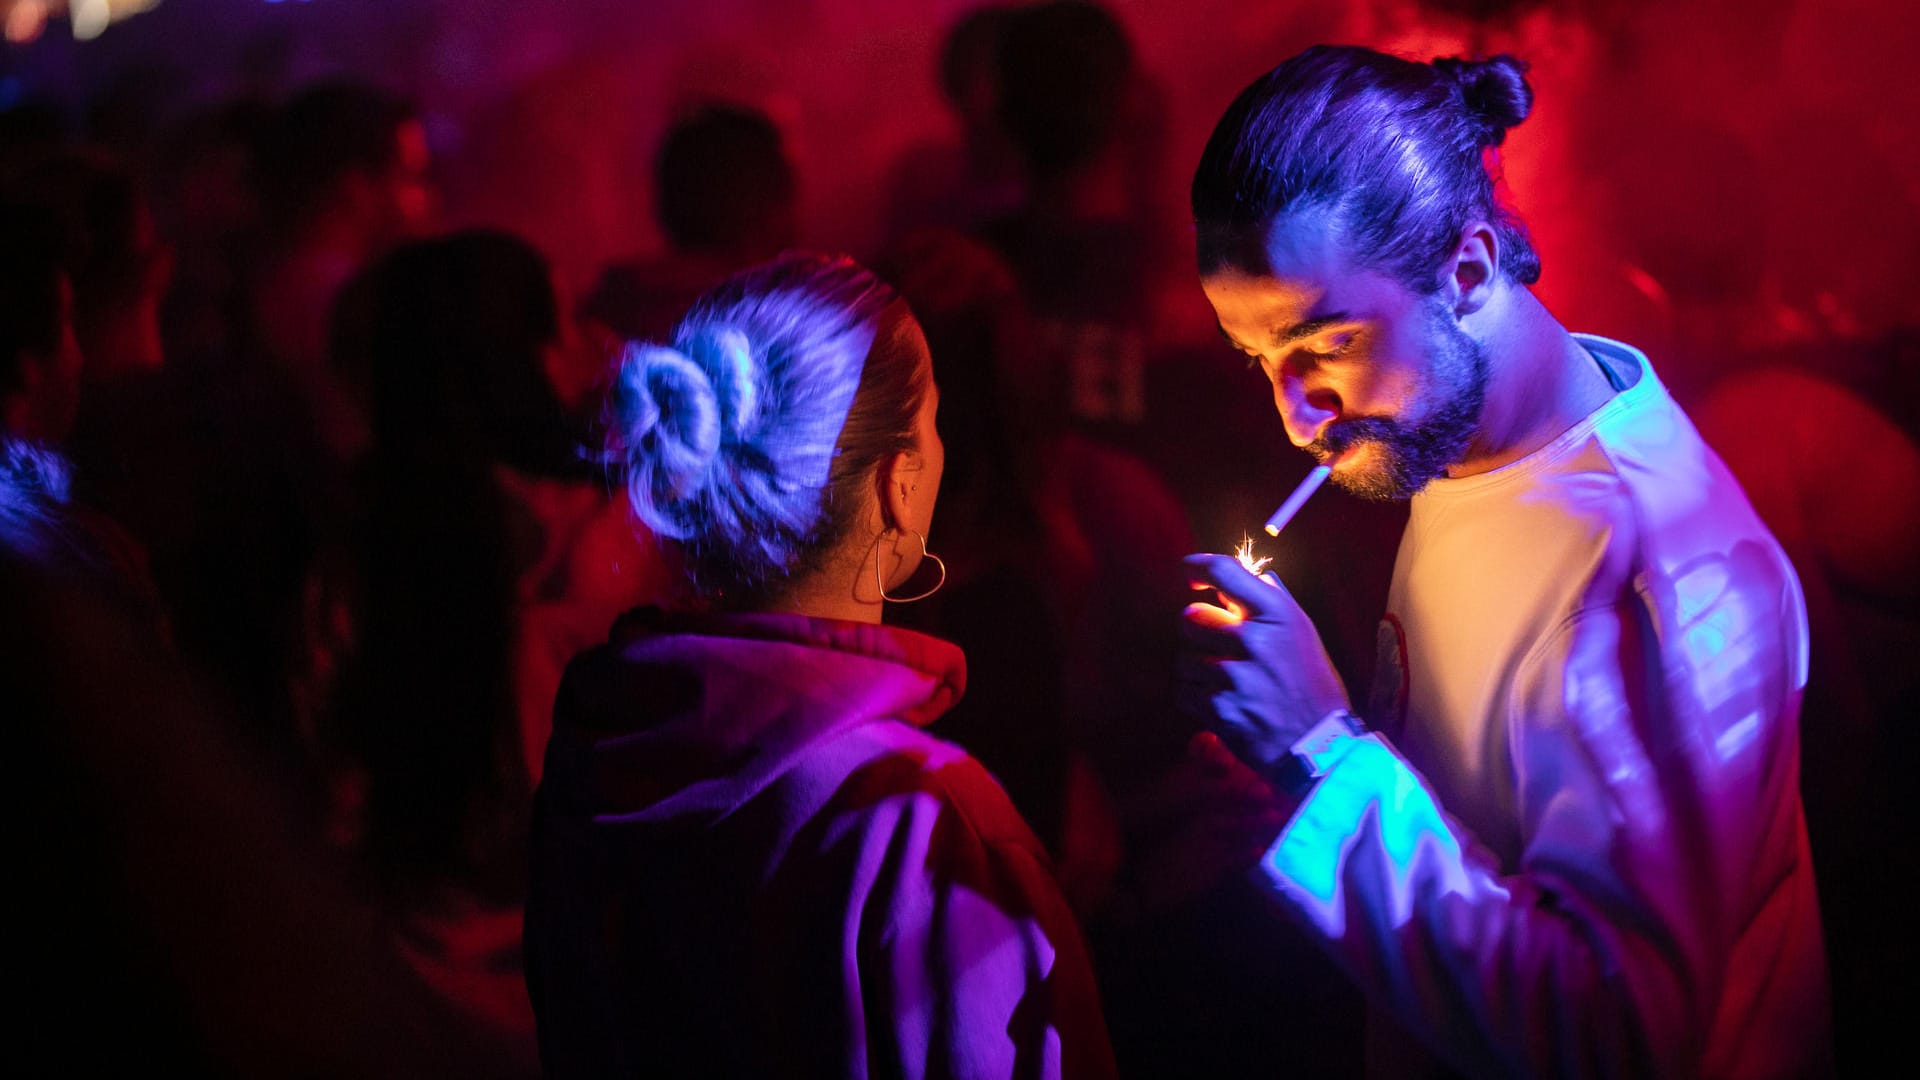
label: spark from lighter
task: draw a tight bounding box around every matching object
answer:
[1234,533,1273,577]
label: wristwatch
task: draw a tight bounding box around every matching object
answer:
[1275,708,1366,795]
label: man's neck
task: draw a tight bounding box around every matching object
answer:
[1452,287,1617,478]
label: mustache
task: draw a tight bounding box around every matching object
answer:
[1306,417,1402,461]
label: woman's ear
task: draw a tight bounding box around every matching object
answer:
[879,448,924,532]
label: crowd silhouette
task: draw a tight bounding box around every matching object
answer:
[4,1,1913,1075]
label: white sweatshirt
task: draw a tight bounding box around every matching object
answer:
[1260,335,1831,1078]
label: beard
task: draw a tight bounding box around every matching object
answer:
[1309,302,1489,501]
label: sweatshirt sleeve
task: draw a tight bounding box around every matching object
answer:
[849,770,1117,1080]
[1252,561,1819,1078]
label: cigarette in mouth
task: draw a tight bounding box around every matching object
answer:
[1262,450,1347,536]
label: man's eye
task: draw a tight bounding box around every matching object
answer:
[1303,335,1356,360]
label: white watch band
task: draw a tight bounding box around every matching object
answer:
[1288,708,1365,784]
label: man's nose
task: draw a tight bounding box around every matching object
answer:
[1275,375,1339,447]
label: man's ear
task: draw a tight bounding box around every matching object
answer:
[878,449,923,532]
[1444,222,1500,318]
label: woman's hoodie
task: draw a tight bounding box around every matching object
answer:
[526,607,1116,1079]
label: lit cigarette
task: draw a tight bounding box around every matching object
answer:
[1262,452,1346,536]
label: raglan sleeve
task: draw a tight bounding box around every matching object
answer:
[852,763,1118,1080]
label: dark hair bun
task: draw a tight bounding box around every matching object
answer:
[1434,54,1532,146]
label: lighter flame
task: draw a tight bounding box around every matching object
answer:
[1235,534,1272,577]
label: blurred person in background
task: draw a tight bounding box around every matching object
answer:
[251,80,437,460]
[882,4,1025,243]
[576,101,800,399]
[8,146,176,541]
[5,147,171,385]
[977,0,1157,439]
[151,101,267,366]
[2,157,175,627]
[0,118,323,761]
[315,230,663,1072]
[881,228,1209,903]
[1,433,535,1079]
[0,201,83,448]
[527,252,1115,1078]
[3,189,522,1077]
[64,82,441,753]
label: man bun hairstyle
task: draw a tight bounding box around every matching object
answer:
[1192,46,1541,291]
[610,252,923,604]
[1432,54,1533,145]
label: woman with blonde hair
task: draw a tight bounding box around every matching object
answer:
[526,252,1114,1079]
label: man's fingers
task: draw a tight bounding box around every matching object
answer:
[1184,552,1292,620]
[1220,654,1279,698]
[1182,599,1241,632]
[1179,608,1248,656]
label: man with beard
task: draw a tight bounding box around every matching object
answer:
[1179,47,1831,1078]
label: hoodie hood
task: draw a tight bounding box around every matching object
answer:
[541,608,966,826]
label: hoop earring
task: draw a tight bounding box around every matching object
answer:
[875,528,946,603]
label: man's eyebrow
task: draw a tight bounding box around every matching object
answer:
[1270,314,1349,349]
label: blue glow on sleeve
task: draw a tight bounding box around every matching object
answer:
[1262,736,1478,937]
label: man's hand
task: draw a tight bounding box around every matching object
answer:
[1178,552,1352,775]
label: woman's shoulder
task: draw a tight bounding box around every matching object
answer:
[824,719,1053,866]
